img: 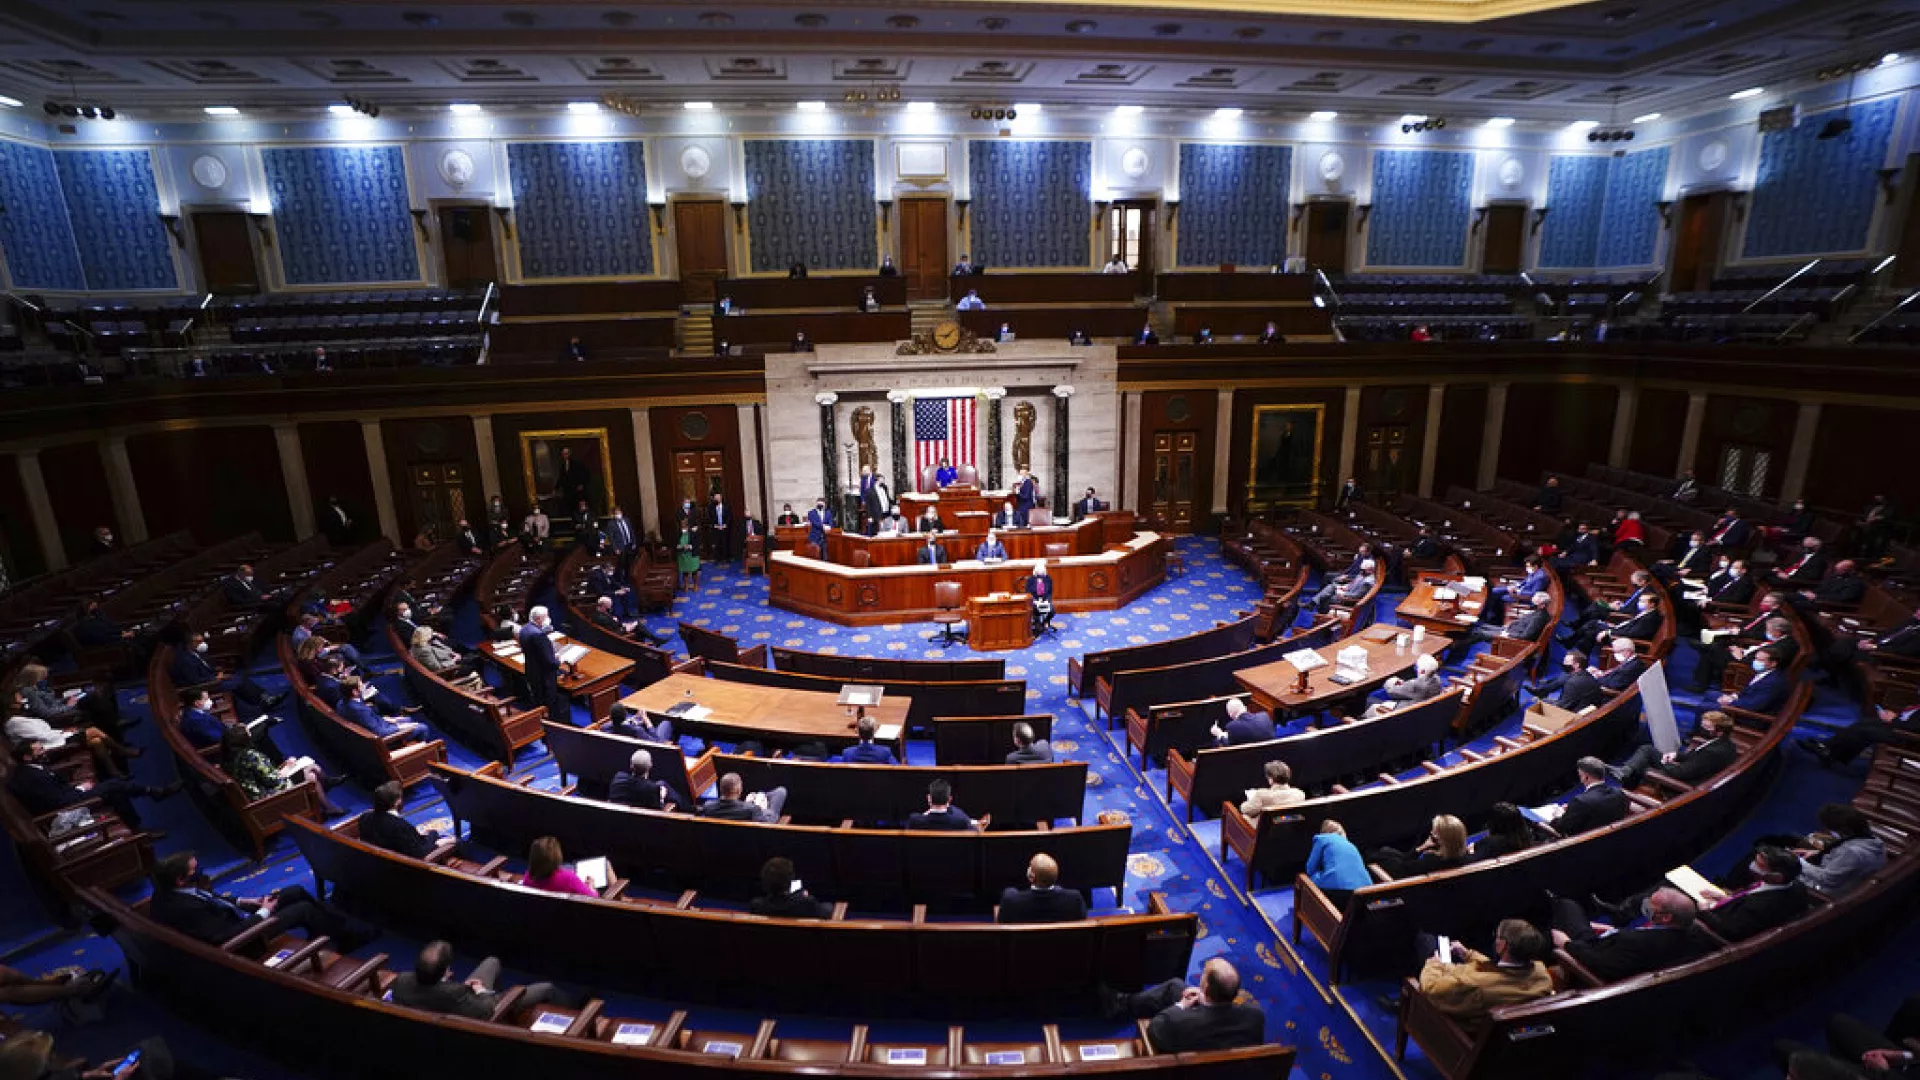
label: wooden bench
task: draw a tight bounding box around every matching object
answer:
[771,646,1005,682]
[1067,615,1255,700]
[929,714,1056,766]
[389,626,546,767]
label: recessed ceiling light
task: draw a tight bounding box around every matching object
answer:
[1398,114,1428,124]
[0,95,20,108]
[448,103,481,115]
[1213,107,1243,119]
[1013,102,1040,113]
[1114,105,1144,116]
[1884,52,1903,64]
[1569,119,1600,130]
[1309,110,1338,121]
[684,101,714,111]
[1632,111,1662,123]
[327,103,356,116]
[566,101,600,113]
[1729,87,1765,101]
[203,106,239,116]
[1484,116,1515,128]
[796,100,826,112]
[906,101,936,114]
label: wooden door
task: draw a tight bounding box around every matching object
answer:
[1148,431,1199,532]
[1362,424,1411,497]
[674,200,729,302]
[1671,192,1730,294]
[666,448,728,526]
[190,210,260,294]
[899,198,948,301]
[1106,200,1157,280]
[438,205,499,289]
[410,462,469,543]
[1894,153,1920,287]
[1481,205,1526,274]
[1303,201,1350,276]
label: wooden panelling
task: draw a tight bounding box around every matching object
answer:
[1805,404,1907,511]
[41,442,117,562]
[1136,390,1218,530]
[717,276,905,310]
[1497,383,1617,483]
[1357,385,1429,498]
[126,427,292,543]
[1225,386,1346,518]
[380,417,484,542]
[1628,388,1690,477]
[497,281,682,317]
[489,318,677,363]
[1431,383,1488,496]
[711,312,910,346]
[298,421,376,544]
[1156,272,1316,302]
[647,403,744,541]
[0,454,45,578]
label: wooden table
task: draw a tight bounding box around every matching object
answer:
[825,518,1103,567]
[1233,623,1454,716]
[617,672,910,757]
[967,593,1033,652]
[480,637,636,724]
[1397,574,1490,636]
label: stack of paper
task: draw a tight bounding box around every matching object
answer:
[557,644,589,665]
[1284,648,1328,673]
[575,856,612,890]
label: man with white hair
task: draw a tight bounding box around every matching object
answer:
[1774,535,1829,587]
[1591,637,1648,695]
[1313,557,1377,613]
[608,747,683,811]
[517,605,572,724]
[1464,590,1552,649]
[1210,697,1275,746]
[1364,654,1446,718]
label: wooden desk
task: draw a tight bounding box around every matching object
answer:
[1233,624,1454,716]
[1397,574,1489,636]
[618,672,911,756]
[773,523,809,552]
[967,593,1033,652]
[479,637,636,724]
[898,488,1002,520]
[825,518,1103,567]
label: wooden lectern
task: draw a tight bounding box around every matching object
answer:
[965,593,1033,652]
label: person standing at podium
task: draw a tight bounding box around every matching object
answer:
[1027,561,1055,633]
[976,531,1008,562]
[917,534,949,565]
[935,458,958,488]
[806,498,831,553]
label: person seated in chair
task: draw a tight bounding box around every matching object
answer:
[1363,654,1445,717]
[607,702,672,744]
[1259,321,1286,345]
[1312,558,1377,613]
[975,530,1008,562]
[1103,958,1265,1053]
[1592,638,1648,696]
[338,676,426,741]
[1239,760,1305,818]
[6,740,180,829]
[1467,591,1553,649]
[1027,561,1055,633]
[1546,887,1712,983]
[998,853,1087,924]
[1713,646,1791,715]
[914,506,944,533]
[1802,700,1920,767]
[391,939,562,1017]
[750,857,832,919]
[1006,720,1052,763]
[906,778,987,831]
[1369,814,1470,879]
[916,533,949,565]
[1415,919,1554,1032]
[991,501,1017,530]
[1583,592,1663,654]
[1593,845,1808,944]
[934,458,959,487]
[1210,697,1275,746]
[172,632,281,716]
[839,714,896,764]
[149,850,373,956]
[609,747,685,811]
[697,772,787,822]
[361,781,442,858]
[1546,757,1629,836]
[1609,709,1740,789]
[1529,648,1603,710]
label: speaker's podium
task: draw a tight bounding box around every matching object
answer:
[966,592,1033,652]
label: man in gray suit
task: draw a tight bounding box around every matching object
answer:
[1364,654,1446,717]
[389,940,560,1018]
[1005,721,1053,764]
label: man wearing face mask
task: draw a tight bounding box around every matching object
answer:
[1715,646,1791,714]
[1705,558,1755,605]
[518,606,574,724]
[338,676,427,741]
[220,563,279,610]
[1528,649,1603,712]
[1609,709,1741,788]
[170,632,281,714]
[1588,844,1809,942]
[1672,531,1714,578]
[89,524,117,559]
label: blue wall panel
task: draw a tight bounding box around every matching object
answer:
[1366,150,1474,268]
[1176,143,1292,268]
[967,140,1091,268]
[1594,146,1670,268]
[1537,156,1608,269]
[0,140,83,291]
[745,139,877,273]
[508,141,654,279]
[261,145,420,285]
[1745,98,1898,258]
[55,149,177,291]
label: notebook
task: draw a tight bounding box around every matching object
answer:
[1664,865,1719,906]
[611,1023,656,1047]
[529,1012,571,1034]
[575,856,612,890]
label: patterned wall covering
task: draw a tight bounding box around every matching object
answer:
[1175,143,1292,267]
[1366,150,1474,267]
[0,140,83,290]
[261,145,420,285]
[55,150,177,291]
[1594,146,1670,268]
[745,139,877,273]
[967,140,1092,268]
[1536,156,1609,268]
[508,140,654,279]
[1745,98,1899,258]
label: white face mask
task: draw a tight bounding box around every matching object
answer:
[197,697,212,711]
[195,641,209,654]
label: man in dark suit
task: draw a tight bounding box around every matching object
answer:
[975,530,1008,561]
[554,446,593,515]
[6,741,179,829]
[1551,757,1629,836]
[1705,559,1756,606]
[1812,560,1867,606]
[1533,477,1564,513]
[320,496,355,546]
[1530,650,1604,711]
[1211,697,1275,746]
[518,606,572,724]
[1468,591,1552,649]
[1548,887,1710,983]
[991,501,1018,530]
[1774,537,1829,587]
[604,506,638,576]
[391,940,559,1017]
[1673,533,1714,578]
[1006,721,1052,763]
[859,468,893,537]
[1709,509,1752,549]
[1698,846,1809,941]
[1773,995,1920,1079]
[1610,710,1739,788]
[1105,958,1265,1053]
[776,504,802,527]
[172,632,279,714]
[805,499,831,552]
[1592,594,1663,651]
[751,857,832,919]
[1073,488,1101,521]
[706,493,733,561]
[1555,523,1600,569]
[1805,701,1920,766]
[697,772,787,822]
[916,535,949,565]
[906,778,986,830]
[839,715,897,764]
[998,854,1088,924]
[339,677,426,741]
[1335,477,1364,510]
[1715,648,1790,714]
[220,563,275,609]
[609,748,685,811]
[1592,639,1647,697]
[451,518,483,556]
[1858,609,1920,660]
[361,782,441,859]
[563,336,589,362]
[149,851,372,955]
[1134,323,1159,345]
[1013,469,1037,527]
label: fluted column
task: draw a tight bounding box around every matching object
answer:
[1052,385,1073,512]
[100,435,149,543]
[984,387,1007,489]
[816,392,840,511]
[887,390,910,495]
[360,419,402,544]
[17,451,65,571]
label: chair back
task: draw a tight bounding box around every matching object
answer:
[851,550,872,568]
[1029,508,1054,527]
[934,581,963,611]
[1043,542,1070,559]
[957,464,981,486]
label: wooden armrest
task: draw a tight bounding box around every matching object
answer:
[278,935,334,974]
[567,1000,605,1038]
[1552,947,1604,989]
[830,901,850,921]
[488,985,528,1024]
[600,878,629,900]
[675,889,698,909]
[1368,863,1394,884]
[424,840,459,864]
[737,644,770,668]
[221,915,284,954]
[475,855,510,878]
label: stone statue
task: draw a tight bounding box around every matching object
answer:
[850,405,879,474]
[1012,400,1036,474]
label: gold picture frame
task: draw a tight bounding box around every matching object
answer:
[518,427,616,516]
[1246,403,1326,512]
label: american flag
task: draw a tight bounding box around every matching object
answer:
[914,395,976,491]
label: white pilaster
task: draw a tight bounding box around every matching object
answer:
[1477,382,1509,491]
[272,422,315,538]
[360,420,402,544]
[1417,384,1445,498]
[17,452,65,571]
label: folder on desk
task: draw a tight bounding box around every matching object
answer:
[1664,865,1719,906]
[611,1023,656,1046]
[557,644,589,665]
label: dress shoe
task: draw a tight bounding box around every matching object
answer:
[1589,893,1634,923]
[322,773,350,790]
[262,693,288,710]
[153,780,185,799]
[1094,984,1127,1020]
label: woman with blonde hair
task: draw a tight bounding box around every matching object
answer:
[410,625,482,692]
[1369,814,1471,879]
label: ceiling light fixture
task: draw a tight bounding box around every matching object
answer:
[448,103,482,115]
[1569,119,1600,130]
[1632,112,1662,123]
[1400,115,1446,134]
[0,95,20,108]
[566,101,601,113]
[796,100,826,112]
[328,103,356,116]
[1885,52,1903,64]
[906,101,936,114]
[335,97,379,118]
[684,101,714,111]
[1484,116,1515,128]
[1013,102,1040,113]
[1213,107,1243,119]
[1729,87,1765,101]
[203,106,239,116]
[1114,104,1144,116]
[1309,110,1337,121]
